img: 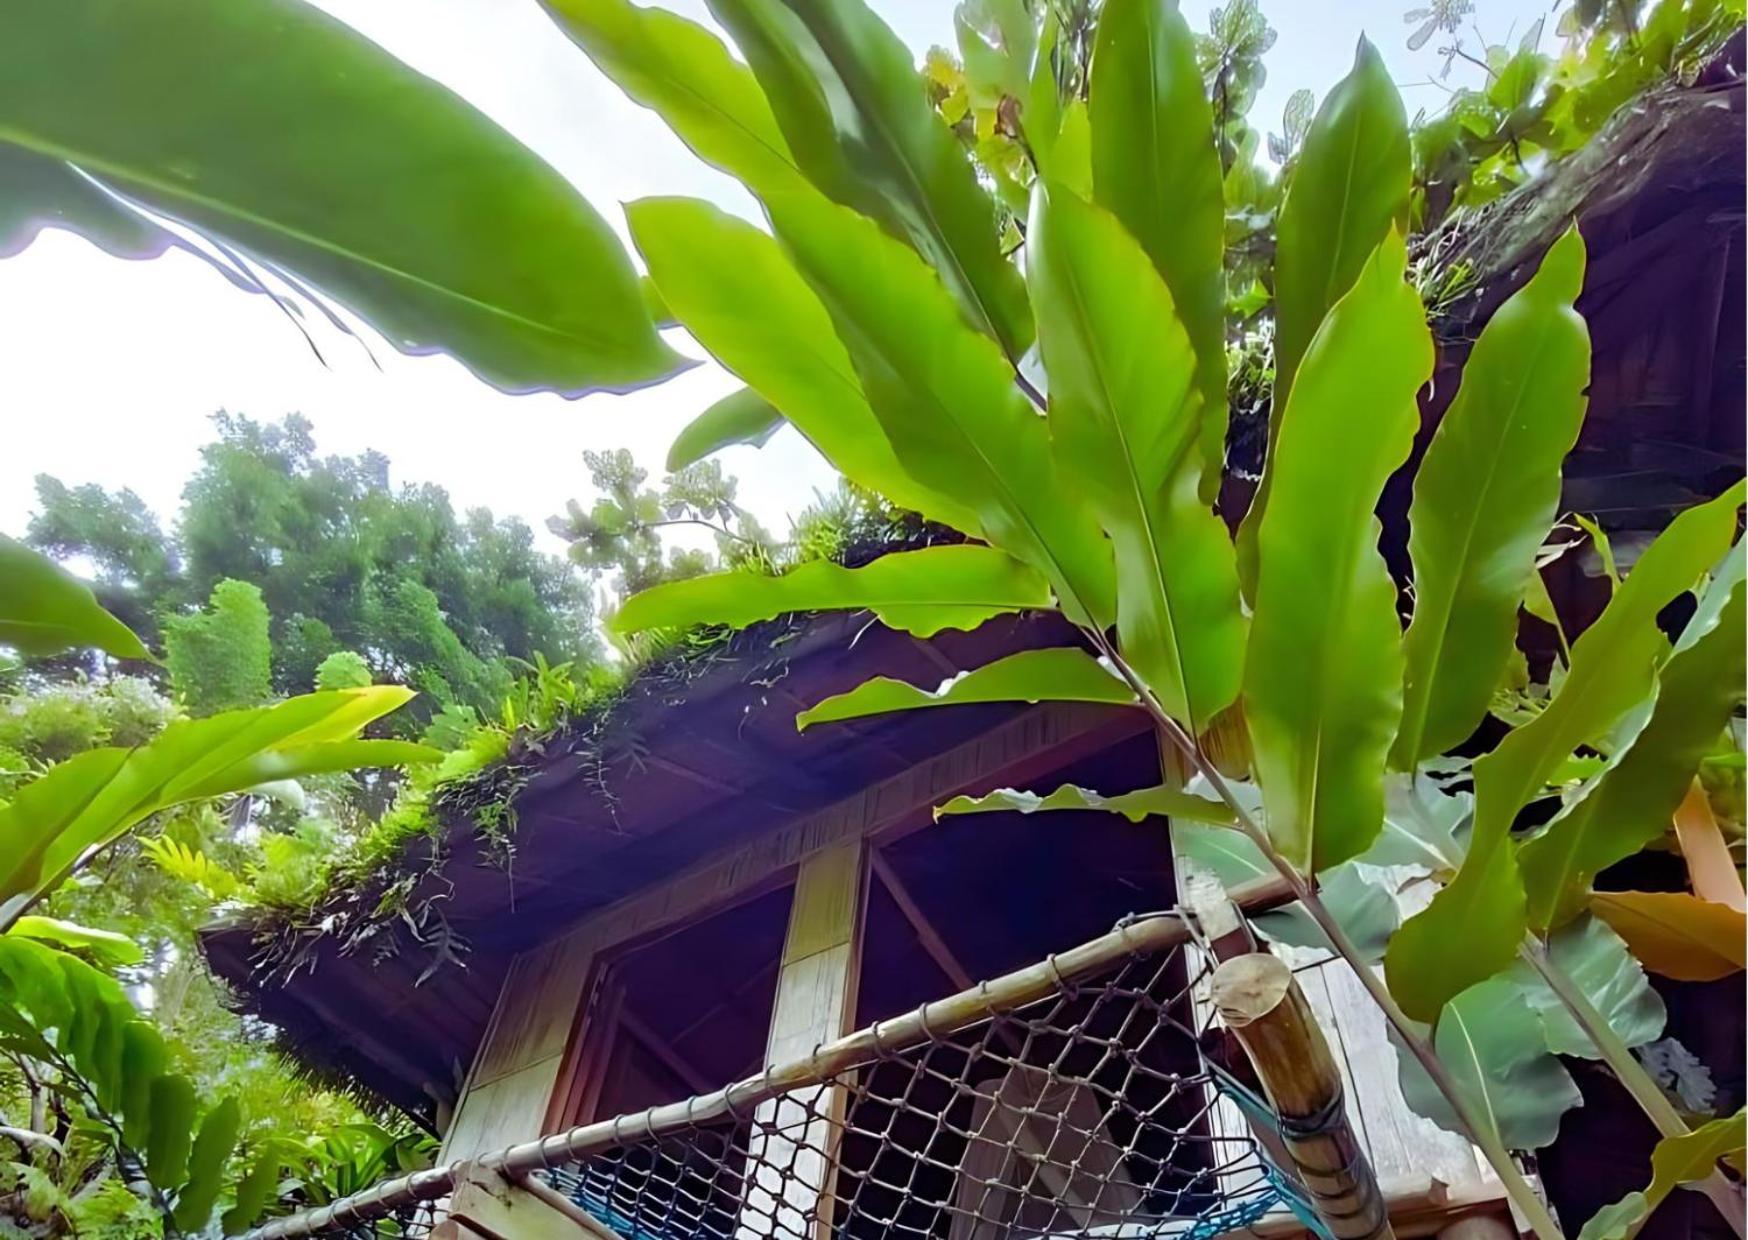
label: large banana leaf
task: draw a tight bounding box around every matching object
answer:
[795,648,1134,731]
[1088,0,1228,498]
[1026,182,1244,733]
[765,190,1116,629]
[1394,228,1592,767]
[666,388,785,471]
[1520,579,1746,929]
[542,0,803,197]
[0,937,239,1230]
[627,196,981,533]
[1237,39,1410,595]
[1579,1110,1747,1240]
[0,688,435,929]
[1,0,680,395]
[937,782,1233,825]
[711,0,1033,360]
[1387,483,1747,1020]
[612,546,1051,639]
[1243,232,1432,874]
[0,536,150,660]
[1393,974,1582,1151]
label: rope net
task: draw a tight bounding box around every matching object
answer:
[275,922,1307,1239]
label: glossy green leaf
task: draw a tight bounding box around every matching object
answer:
[667,388,785,471]
[628,197,981,533]
[1579,1109,1746,1240]
[543,0,803,197]
[1394,228,1592,767]
[796,647,1134,731]
[1089,0,1228,496]
[119,1020,166,1151]
[1388,483,1747,1020]
[1238,38,1410,594]
[1395,974,1582,1151]
[1026,181,1244,732]
[7,916,143,966]
[0,0,682,395]
[1521,578,1746,930]
[174,1097,243,1232]
[0,536,150,660]
[710,0,1031,358]
[937,782,1234,825]
[144,1074,197,1191]
[767,189,1115,628]
[0,688,427,929]
[1243,232,1432,874]
[612,545,1051,639]
[1513,915,1665,1059]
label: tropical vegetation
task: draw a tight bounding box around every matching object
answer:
[0,0,1743,1237]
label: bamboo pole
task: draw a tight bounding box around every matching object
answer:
[1212,953,1395,1240]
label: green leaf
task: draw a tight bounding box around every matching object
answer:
[1520,577,1747,929]
[1089,0,1228,497]
[1513,915,1665,1059]
[6,916,143,966]
[667,388,786,471]
[766,188,1115,629]
[173,1097,243,1233]
[612,545,1051,639]
[1394,227,1591,767]
[627,197,981,533]
[1394,974,1582,1151]
[1,0,683,395]
[144,1074,197,1192]
[222,1140,287,1236]
[543,0,803,197]
[0,688,423,929]
[937,782,1234,825]
[0,536,150,660]
[1243,232,1433,874]
[713,0,1033,359]
[1025,181,1244,733]
[1238,37,1410,594]
[1579,1109,1746,1240]
[795,647,1133,731]
[119,1021,166,1151]
[1359,774,1470,871]
[1387,483,1747,1020]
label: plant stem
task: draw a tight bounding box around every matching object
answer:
[1521,938,1746,1237]
[1088,638,1568,1239]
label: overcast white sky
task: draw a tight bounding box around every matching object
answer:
[1,0,1554,556]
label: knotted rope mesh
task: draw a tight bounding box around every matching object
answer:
[273,921,1307,1239]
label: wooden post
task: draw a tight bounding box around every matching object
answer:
[738,838,868,1240]
[1211,953,1395,1240]
[438,1160,616,1239]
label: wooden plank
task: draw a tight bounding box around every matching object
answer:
[448,1161,613,1239]
[739,838,867,1240]
[443,1056,567,1163]
[469,935,597,1089]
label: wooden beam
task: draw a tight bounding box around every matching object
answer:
[447,1161,615,1239]
[620,1008,713,1097]
[738,838,868,1240]
[870,850,972,991]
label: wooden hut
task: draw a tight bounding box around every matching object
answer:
[203,49,1744,1240]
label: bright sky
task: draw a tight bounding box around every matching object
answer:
[1,0,1553,556]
